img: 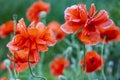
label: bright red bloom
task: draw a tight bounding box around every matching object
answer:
[80,51,103,73]
[48,21,66,41]
[0,21,14,38]
[26,1,50,23]
[50,56,70,76]
[61,3,116,45]
[7,18,56,72]
[0,77,8,80]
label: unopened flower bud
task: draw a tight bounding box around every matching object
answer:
[58,75,66,80]
[107,61,114,73]
[4,59,11,67]
[108,61,114,67]
[39,11,47,20]
[65,47,72,54]
[13,14,17,20]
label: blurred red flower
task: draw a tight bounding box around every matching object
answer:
[61,3,117,45]
[7,18,56,72]
[0,62,6,70]
[80,51,103,73]
[26,1,50,23]
[50,56,70,76]
[0,77,8,80]
[0,21,14,38]
[48,21,66,41]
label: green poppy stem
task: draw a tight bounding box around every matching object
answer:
[83,44,86,80]
[28,53,47,80]
[13,14,17,35]
[13,14,18,79]
[38,52,45,75]
[101,36,107,80]
[13,54,18,79]
[6,65,13,79]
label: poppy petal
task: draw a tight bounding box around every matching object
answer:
[88,3,96,17]
[61,21,82,34]
[78,4,87,23]
[93,10,109,25]
[17,18,27,35]
[37,45,48,52]
[78,27,100,45]
[65,5,80,22]
[96,19,113,31]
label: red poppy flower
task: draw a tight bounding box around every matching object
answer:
[7,18,56,72]
[61,3,115,45]
[0,21,14,38]
[0,77,8,80]
[26,1,50,23]
[80,51,103,73]
[47,21,66,41]
[7,18,56,53]
[50,56,70,76]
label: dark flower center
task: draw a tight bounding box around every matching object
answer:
[90,59,95,64]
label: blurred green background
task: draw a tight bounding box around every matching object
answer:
[0,0,120,80]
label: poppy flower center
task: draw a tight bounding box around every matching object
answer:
[90,59,96,64]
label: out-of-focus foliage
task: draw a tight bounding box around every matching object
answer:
[0,0,120,80]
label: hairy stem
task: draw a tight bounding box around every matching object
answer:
[83,44,86,80]
[28,53,47,80]
[13,14,18,79]
[101,37,107,80]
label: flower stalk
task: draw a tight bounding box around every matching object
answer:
[101,36,107,80]
[13,14,18,79]
[83,44,86,80]
[13,14,17,35]
[28,53,47,80]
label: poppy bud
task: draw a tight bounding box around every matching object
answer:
[4,59,11,67]
[39,11,47,20]
[58,75,66,80]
